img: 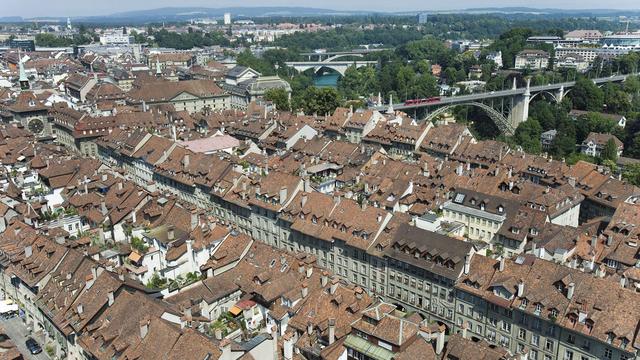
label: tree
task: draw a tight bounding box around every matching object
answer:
[130,237,149,253]
[602,159,619,173]
[623,75,640,95]
[571,78,604,112]
[513,119,543,154]
[292,87,341,115]
[550,115,577,159]
[625,133,640,158]
[602,83,631,114]
[413,73,439,99]
[602,138,619,161]
[338,66,379,100]
[622,164,640,186]
[529,101,557,131]
[488,28,533,69]
[264,88,290,111]
[146,273,167,289]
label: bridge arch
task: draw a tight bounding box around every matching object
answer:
[563,88,573,97]
[323,53,364,62]
[313,65,347,77]
[529,91,558,103]
[424,102,515,135]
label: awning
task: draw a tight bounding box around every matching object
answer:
[0,300,18,314]
[128,251,142,263]
[229,305,242,316]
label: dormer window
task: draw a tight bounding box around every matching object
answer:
[311,216,317,224]
[621,338,629,349]
[534,303,542,314]
[497,205,504,213]
[607,332,614,344]
[550,309,558,318]
[569,315,577,326]
[585,320,593,334]
[480,203,485,211]
[511,227,520,234]
[530,228,538,236]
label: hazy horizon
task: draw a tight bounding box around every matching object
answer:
[4,0,640,18]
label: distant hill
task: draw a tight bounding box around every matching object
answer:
[10,6,361,24]
[78,6,359,23]
[454,7,640,15]
[7,6,640,24]
[108,6,350,18]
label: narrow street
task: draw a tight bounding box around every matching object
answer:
[0,317,49,360]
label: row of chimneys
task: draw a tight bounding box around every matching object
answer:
[298,266,342,296]
[282,318,337,360]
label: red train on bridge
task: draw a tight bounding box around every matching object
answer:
[403,97,441,106]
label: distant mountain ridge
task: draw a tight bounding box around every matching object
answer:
[4,6,640,23]
[108,6,350,18]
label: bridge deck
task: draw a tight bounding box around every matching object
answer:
[374,74,629,111]
[285,61,378,66]
[300,49,388,56]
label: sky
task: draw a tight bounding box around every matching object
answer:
[3,0,640,17]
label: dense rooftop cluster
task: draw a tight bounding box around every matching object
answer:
[0,44,639,360]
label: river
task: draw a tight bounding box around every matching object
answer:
[313,73,340,88]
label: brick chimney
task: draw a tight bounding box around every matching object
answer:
[354,287,363,300]
[190,210,199,231]
[517,279,525,298]
[279,186,288,205]
[328,318,336,345]
[85,273,95,290]
[321,271,328,287]
[567,282,575,300]
[283,332,294,360]
[139,319,149,339]
[303,178,311,193]
[330,277,339,295]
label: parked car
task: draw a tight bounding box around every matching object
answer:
[25,338,42,354]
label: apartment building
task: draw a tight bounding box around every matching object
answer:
[455,255,639,360]
[515,50,550,70]
[442,189,518,244]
